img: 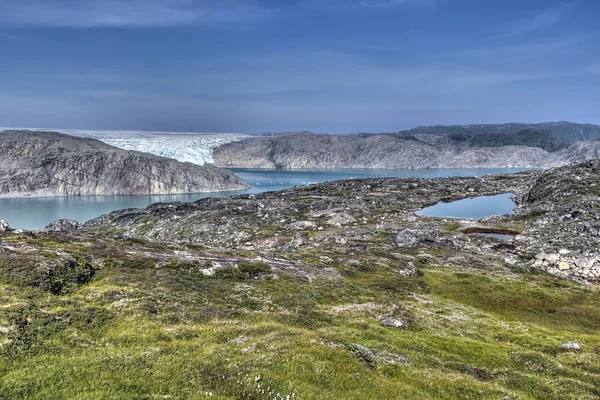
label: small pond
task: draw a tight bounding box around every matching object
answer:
[416,193,516,220]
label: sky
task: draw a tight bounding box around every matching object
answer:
[0,0,599,133]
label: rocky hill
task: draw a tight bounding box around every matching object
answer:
[399,121,600,143]
[0,130,249,197]
[213,130,596,169]
[83,159,600,284]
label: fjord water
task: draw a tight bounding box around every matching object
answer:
[416,193,516,220]
[0,168,525,229]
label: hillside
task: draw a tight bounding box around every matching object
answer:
[0,162,599,398]
[213,130,579,169]
[0,130,249,197]
[399,121,600,143]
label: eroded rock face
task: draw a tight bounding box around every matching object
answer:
[0,130,249,198]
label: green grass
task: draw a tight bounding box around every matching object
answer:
[442,222,462,232]
[0,244,599,399]
[424,268,600,333]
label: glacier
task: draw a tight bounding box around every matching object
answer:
[1,128,251,165]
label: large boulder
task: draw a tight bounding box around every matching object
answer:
[395,229,439,248]
[0,220,13,232]
[45,219,80,232]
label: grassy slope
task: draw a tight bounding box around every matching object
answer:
[1,234,599,400]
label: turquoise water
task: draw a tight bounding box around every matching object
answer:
[416,193,516,220]
[0,168,525,229]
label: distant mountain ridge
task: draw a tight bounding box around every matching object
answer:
[441,129,569,152]
[0,130,249,198]
[397,121,600,143]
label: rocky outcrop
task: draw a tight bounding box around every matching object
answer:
[44,219,80,232]
[82,170,535,255]
[515,161,600,282]
[214,131,599,170]
[544,140,600,167]
[395,229,441,248]
[0,220,13,232]
[0,130,249,198]
[79,160,600,283]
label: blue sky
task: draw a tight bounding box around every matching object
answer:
[0,0,598,133]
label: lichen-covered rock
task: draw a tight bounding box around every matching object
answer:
[347,344,376,369]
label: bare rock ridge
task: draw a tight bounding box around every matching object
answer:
[0,130,249,198]
[398,121,600,143]
[81,160,600,283]
[214,129,600,169]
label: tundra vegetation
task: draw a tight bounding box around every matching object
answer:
[1,161,600,399]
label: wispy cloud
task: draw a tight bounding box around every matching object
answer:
[132,49,575,99]
[433,37,584,61]
[312,0,442,10]
[0,32,28,42]
[0,0,273,28]
[587,63,600,73]
[496,3,575,38]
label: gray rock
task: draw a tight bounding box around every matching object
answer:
[398,262,420,277]
[327,213,357,227]
[0,220,13,232]
[45,219,80,232]
[561,342,580,350]
[395,229,439,248]
[290,232,304,248]
[381,318,406,329]
[289,221,317,230]
[558,261,570,271]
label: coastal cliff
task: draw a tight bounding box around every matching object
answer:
[0,130,249,197]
